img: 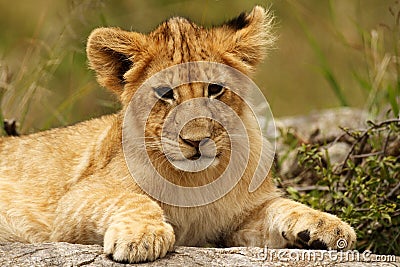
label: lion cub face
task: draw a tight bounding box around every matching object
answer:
[86,7,274,173]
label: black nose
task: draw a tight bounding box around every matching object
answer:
[180,137,209,149]
[181,138,200,149]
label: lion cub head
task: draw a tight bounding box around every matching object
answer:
[86,6,274,181]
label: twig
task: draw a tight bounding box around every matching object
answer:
[340,133,368,175]
[292,185,348,192]
[292,185,330,192]
[387,181,400,199]
[338,118,400,173]
[350,151,382,158]
[382,128,392,157]
[367,118,400,127]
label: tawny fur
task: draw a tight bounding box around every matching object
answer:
[0,6,356,263]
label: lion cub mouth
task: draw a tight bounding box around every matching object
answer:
[187,151,219,161]
[188,152,201,160]
[181,137,217,161]
[162,137,221,172]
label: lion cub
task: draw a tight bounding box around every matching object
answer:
[0,6,356,263]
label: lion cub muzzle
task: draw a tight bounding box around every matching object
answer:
[179,118,214,160]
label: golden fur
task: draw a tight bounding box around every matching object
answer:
[0,6,356,263]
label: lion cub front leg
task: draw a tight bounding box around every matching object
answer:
[51,181,175,263]
[103,208,175,263]
[227,197,356,250]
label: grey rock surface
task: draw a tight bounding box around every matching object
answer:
[0,242,399,267]
[274,107,368,140]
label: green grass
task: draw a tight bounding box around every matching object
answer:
[282,119,400,255]
[295,10,349,107]
[0,1,395,132]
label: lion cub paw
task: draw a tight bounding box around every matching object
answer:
[284,211,356,250]
[104,220,175,263]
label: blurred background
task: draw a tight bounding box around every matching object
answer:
[0,0,398,133]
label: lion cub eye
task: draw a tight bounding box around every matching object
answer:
[207,83,225,98]
[154,86,175,101]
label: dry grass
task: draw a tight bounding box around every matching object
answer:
[0,0,396,132]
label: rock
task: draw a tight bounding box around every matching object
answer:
[324,142,351,166]
[0,242,399,267]
[273,108,366,181]
[274,108,368,142]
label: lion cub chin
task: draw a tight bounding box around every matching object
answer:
[0,6,356,263]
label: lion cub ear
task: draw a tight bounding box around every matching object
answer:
[215,6,275,72]
[86,27,147,94]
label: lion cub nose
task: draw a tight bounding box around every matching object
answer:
[182,138,201,149]
[181,137,210,149]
